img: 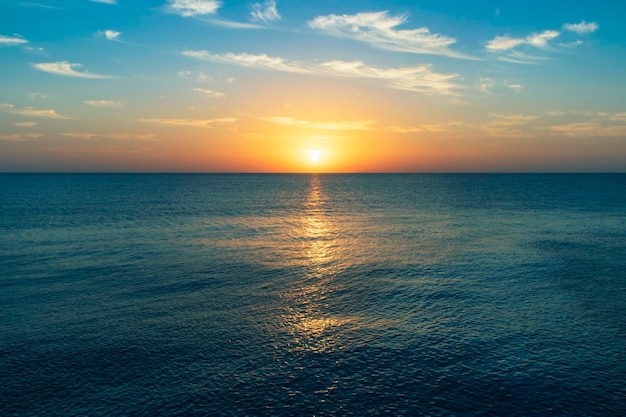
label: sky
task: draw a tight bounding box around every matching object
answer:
[1,0,626,172]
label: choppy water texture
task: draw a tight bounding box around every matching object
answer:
[1,173,625,416]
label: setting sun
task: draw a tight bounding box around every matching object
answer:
[308,150,322,163]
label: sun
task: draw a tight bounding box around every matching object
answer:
[308,150,322,162]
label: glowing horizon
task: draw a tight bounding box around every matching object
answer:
[1,0,625,172]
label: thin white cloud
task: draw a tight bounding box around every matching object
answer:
[192,88,225,98]
[32,62,114,79]
[13,122,38,127]
[0,35,28,45]
[550,122,626,137]
[477,77,496,95]
[99,30,121,41]
[507,83,523,94]
[183,50,310,73]
[250,0,281,23]
[10,107,72,119]
[526,30,560,48]
[308,11,471,59]
[178,70,214,83]
[90,0,118,4]
[166,0,221,17]
[546,110,565,117]
[0,133,43,141]
[60,132,156,140]
[264,117,375,131]
[183,50,462,96]
[138,117,237,127]
[486,30,560,52]
[84,100,125,108]
[563,21,599,34]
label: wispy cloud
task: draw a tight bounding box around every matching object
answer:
[84,100,125,108]
[183,50,462,96]
[139,117,237,127]
[13,121,38,127]
[12,107,72,119]
[0,35,28,45]
[0,133,43,141]
[264,117,375,131]
[165,0,261,28]
[166,0,221,17]
[486,30,560,52]
[98,30,122,41]
[60,132,156,140]
[250,0,281,23]
[563,21,599,34]
[32,62,114,79]
[2,103,72,119]
[90,0,118,4]
[192,88,225,98]
[487,22,598,63]
[183,50,310,73]
[308,11,471,59]
[178,70,213,83]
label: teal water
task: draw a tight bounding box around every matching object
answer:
[1,174,625,416]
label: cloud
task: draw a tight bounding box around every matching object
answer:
[477,77,496,95]
[84,100,125,108]
[563,21,599,34]
[99,30,121,41]
[183,50,462,96]
[486,22,598,63]
[308,11,470,59]
[178,70,214,83]
[546,110,565,117]
[0,35,28,45]
[486,30,560,52]
[138,117,237,127]
[550,122,626,138]
[11,107,72,119]
[166,0,221,17]
[192,88,225,98]
[0,133,43,141]
[90,0,118,4]
[13,122,38,127]
[32,62,113,79]
[250,0,281,23]
[60,132,156,140]
[264,117,375,131]
[183,50,310,73]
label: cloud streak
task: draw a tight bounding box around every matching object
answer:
[0,35,28,45]
[193,88,225,98]
[264,117,375,131]
[563,21,599,34]
[183,50,462,96]
[250,0,281,23]
[60,132,156,140]
[2,103,72,119]
[486,21,598,63]
[166,0,221,17]
[139,117,237,127]
[308,11,471,59]
[32,62,114,79]
[84,100,125,108]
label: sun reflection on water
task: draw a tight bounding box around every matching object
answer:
[282,175,350,353]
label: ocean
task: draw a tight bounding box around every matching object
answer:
[1,173,625,416]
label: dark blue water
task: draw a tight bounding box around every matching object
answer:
[1,174,625,416]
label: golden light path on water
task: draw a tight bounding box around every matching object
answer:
[281,175,352,353]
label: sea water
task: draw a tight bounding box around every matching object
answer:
[1,173,625,416]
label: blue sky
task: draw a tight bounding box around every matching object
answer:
[1,0,625,171]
